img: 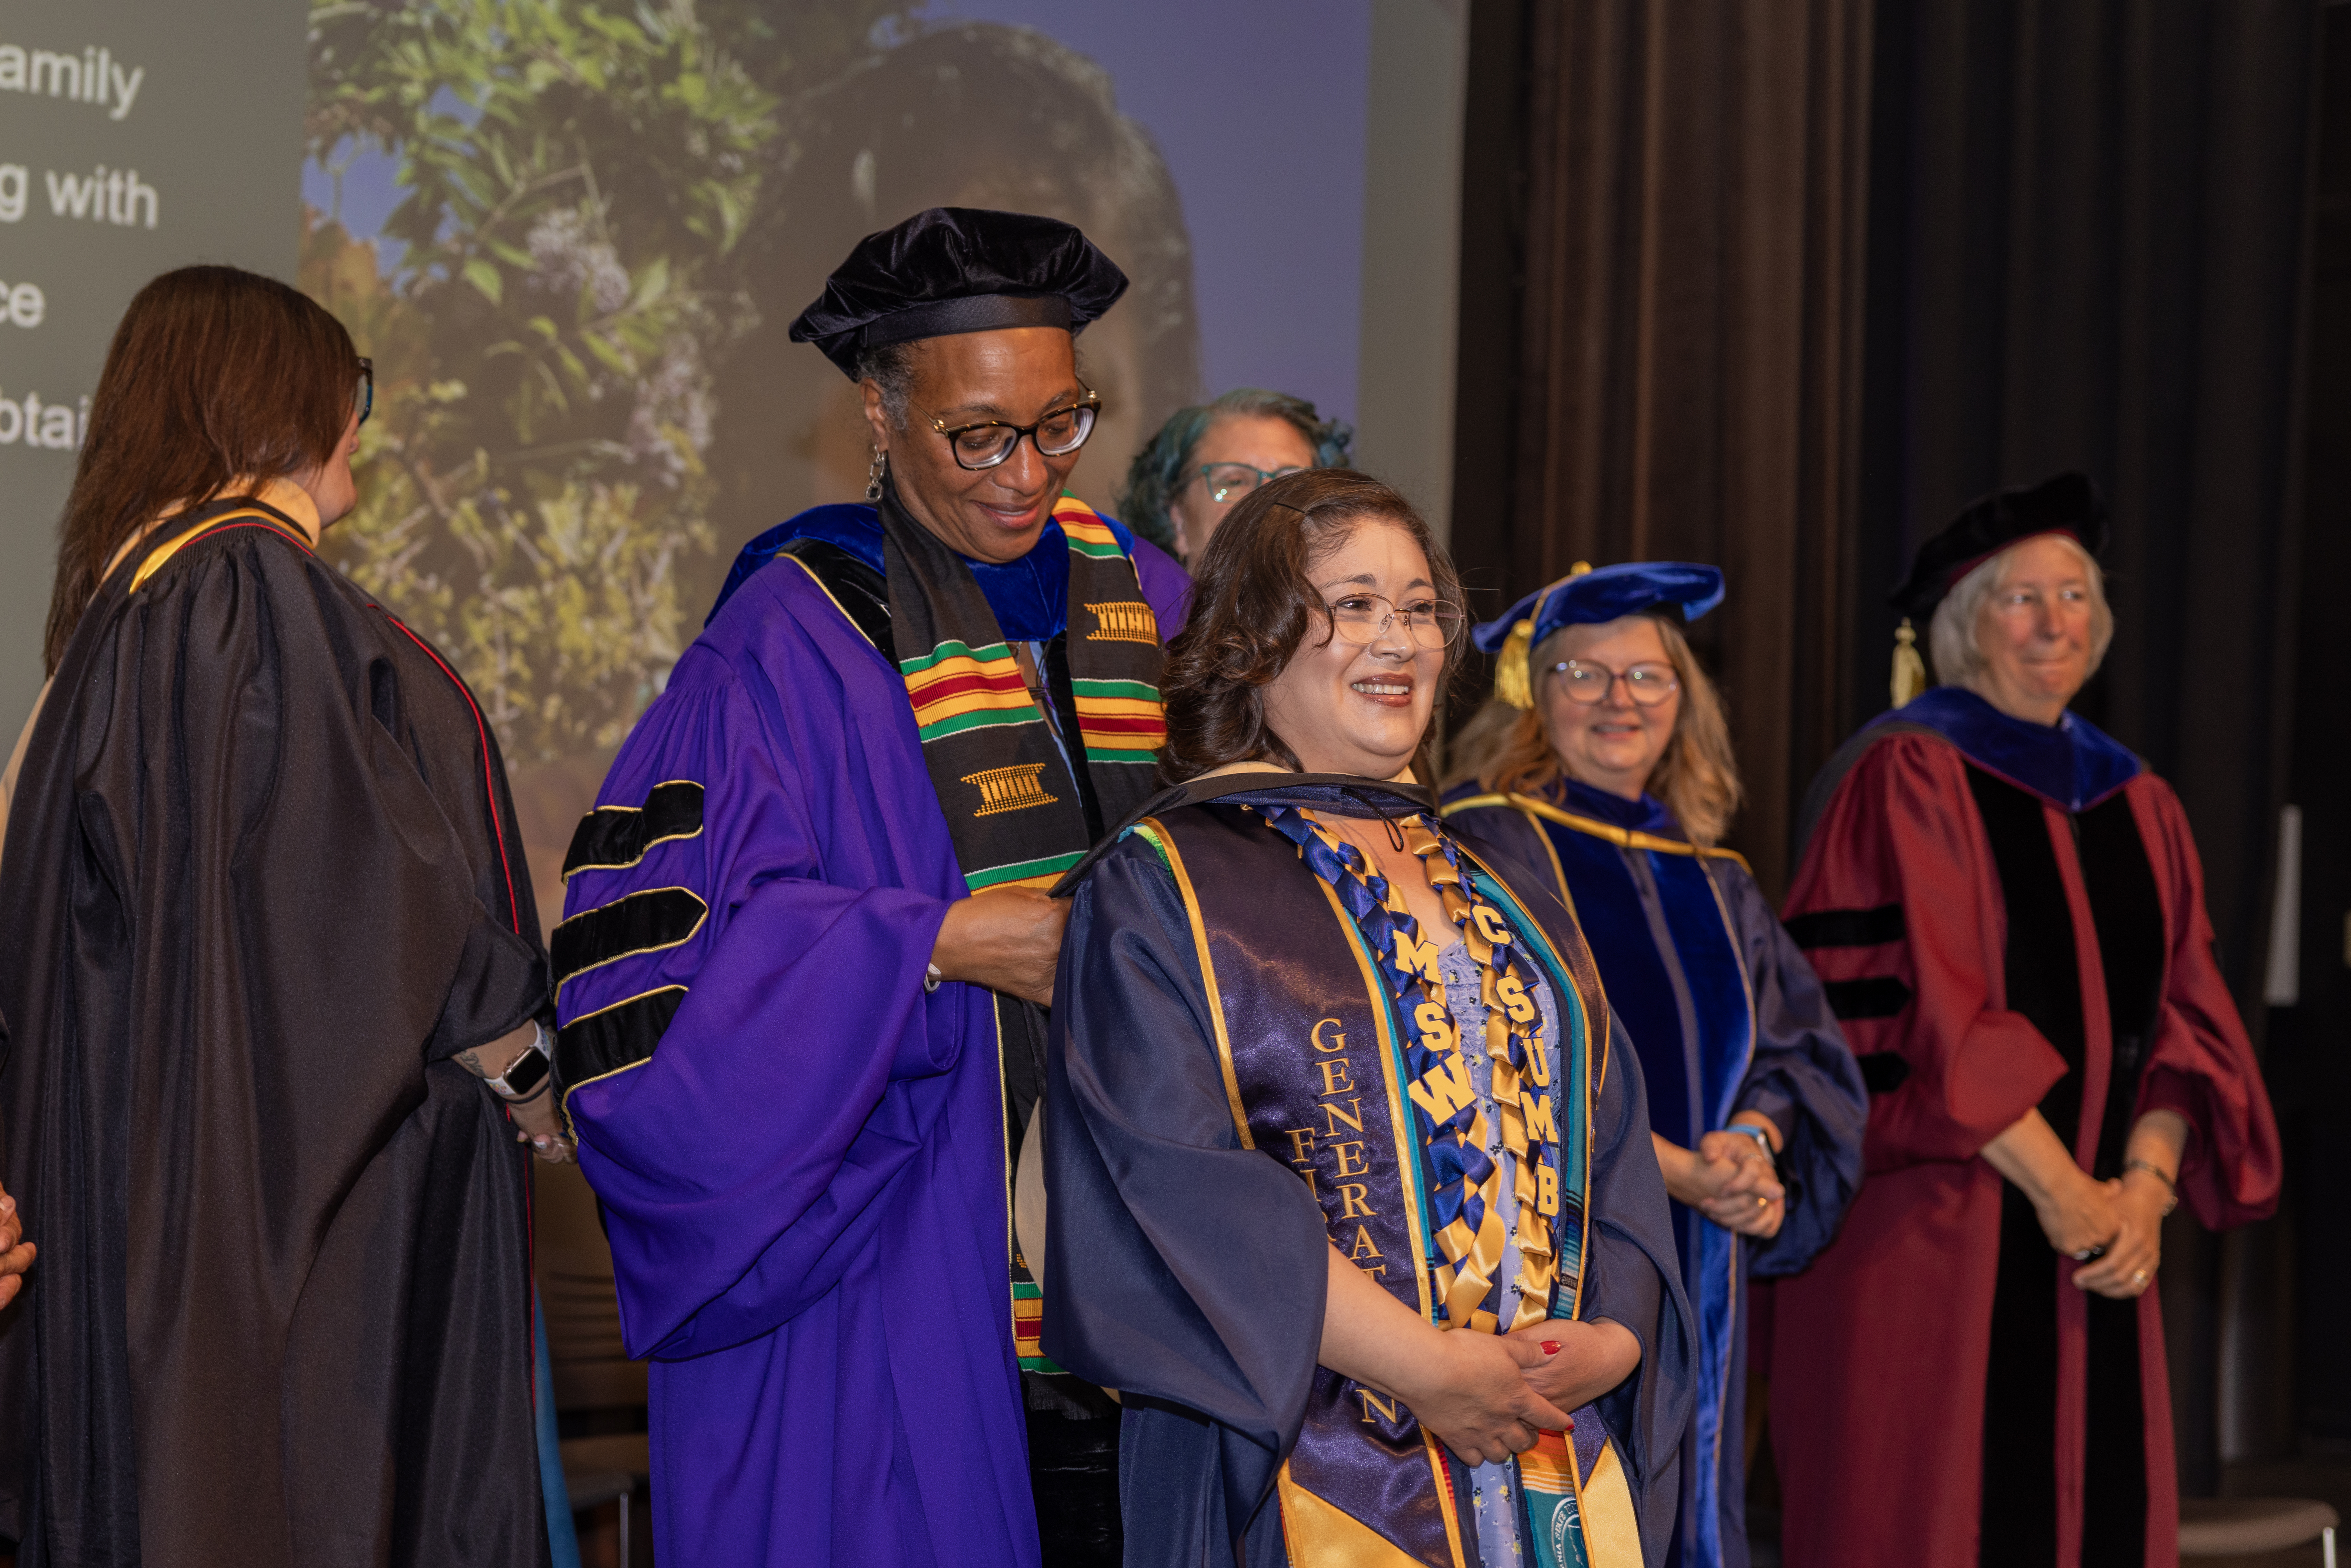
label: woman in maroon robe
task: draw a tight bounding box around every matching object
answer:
[1770,473,2280,1568]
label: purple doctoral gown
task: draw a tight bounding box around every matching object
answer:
[557,517,1186,1566]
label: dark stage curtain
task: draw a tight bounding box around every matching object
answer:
[1451,0,1876,901]
[1453,0,2320,1492]
[1858,0,2318,1488]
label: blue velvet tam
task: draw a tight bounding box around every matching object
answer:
[1471,561,1725,709]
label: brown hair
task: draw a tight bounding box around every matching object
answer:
[44,265,358,674]
[1447,612,1746,846]
[1158,468,1465,783]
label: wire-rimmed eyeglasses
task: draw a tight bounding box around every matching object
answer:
[1326,592,1464,649]
[355,357,374,427]
[1196,461,1305,504]
[1547,659,1680,706]
[921,389,1101,472]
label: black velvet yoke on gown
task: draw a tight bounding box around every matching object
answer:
[1966,769,2166,1568]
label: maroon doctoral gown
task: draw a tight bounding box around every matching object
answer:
[1769,688,2280,1568]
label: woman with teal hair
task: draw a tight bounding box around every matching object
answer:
[1118,387,1352,560]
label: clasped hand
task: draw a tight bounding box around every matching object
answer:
[1655,1128,1785,1238]
[2034,1167,2166,1299]
[1404,1319,1645,1467]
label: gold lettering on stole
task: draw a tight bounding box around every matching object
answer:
[1321,1097,1363,1136]
[1521,1091,1558,1144]
[1348,1224,1384,1261]
[1310,1018,1348,1053]
[1358,1388,1400,1423]
[1394,928,1442,981]
[1339,1183,1377,1219]
[1282,1128,1319,1194]
[1316,1058,1355,1097]
[1407,1055,1477,1122]
[1332,1141,1371,1178]
[1495,973,1538,1024]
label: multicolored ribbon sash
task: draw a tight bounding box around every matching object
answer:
[1259,803,1561,1332]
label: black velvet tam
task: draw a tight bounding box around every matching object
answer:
[1890,471,2110,619]
[788,206,1129,377]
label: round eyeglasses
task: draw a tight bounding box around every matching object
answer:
[922,389,1101,472]
[355,357,374,427]
[1326,592,1464,649]
[1197,461,1304,504]
[1547,659,1680,706]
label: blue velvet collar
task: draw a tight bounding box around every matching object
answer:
[709,501,1138,642]
[1872,686,2141,811]
[1550,777,1684,840]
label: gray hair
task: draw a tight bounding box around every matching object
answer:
[1927,533,2115,685]
[853,342,917,431]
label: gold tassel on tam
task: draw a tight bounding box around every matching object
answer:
[1495,562,1593,710]
[1890,618,1927,707]
[1495,619,1537,708]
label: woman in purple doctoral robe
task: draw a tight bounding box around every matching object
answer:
[551,490,1185,1567]
[551,205,1187,1568]
[1042,471,1693,1568]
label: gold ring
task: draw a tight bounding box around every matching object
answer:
[2132,1269,2149,1288]
[1757,1196,1768,1209]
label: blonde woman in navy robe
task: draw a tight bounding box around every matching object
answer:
[1041,471,1692,1567]
[1444,564,1866,1568]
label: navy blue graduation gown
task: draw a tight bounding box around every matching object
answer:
[1444,779,1866,1568]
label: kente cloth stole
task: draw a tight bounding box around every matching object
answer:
[878,484,1165,1375]
[881,485,1166,892]
[1262,805,1562,1332]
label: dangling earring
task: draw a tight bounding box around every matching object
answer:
[865,448,887,503]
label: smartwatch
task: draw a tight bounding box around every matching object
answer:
[484,1021,552,1101]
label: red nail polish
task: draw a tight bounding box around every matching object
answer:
[1541,1341,1561,1355]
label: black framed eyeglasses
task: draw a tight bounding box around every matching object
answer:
[1547,659,1680,707]
[921,389,1101,471]
[1196,461,1305,504]
[355,357,374,427]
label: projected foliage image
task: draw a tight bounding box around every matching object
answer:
[302,1,1199,782]
[303,0,920,765]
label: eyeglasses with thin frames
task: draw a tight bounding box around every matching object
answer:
[355,357,373,427]
[1325,591,1464,650]
[1196,461,1304,504]
[1546,658,1680,707]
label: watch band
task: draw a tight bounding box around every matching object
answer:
[1723,1123,1775,1162]
[484,1021,551,1101]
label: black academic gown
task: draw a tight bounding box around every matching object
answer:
[0,499,550,1567]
